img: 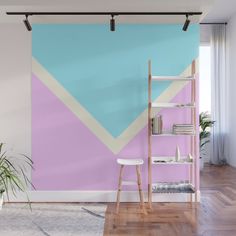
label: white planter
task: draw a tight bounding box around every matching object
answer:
[0,194,3,210]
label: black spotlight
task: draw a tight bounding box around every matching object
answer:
[110,15,115,31]
[23,15,32,31]
[182,14,190,31]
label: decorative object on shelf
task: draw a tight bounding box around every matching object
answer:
[152,115,163,134]
[176,102,195,108]
[152,102,195,108]
[175,146,181,162]
[153,159,192,164]
[188,153,193,162]
[152,181,195,193]
[0,143,34,209]
[173,124,195,135]
[153,160,166,163]
[152,155,193,164]
[199,112,215,170]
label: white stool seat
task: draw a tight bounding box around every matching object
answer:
[117,158,144,166]
[115,158,146,214]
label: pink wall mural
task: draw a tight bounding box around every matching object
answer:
[32,24,199,193]
[32,74,199,190]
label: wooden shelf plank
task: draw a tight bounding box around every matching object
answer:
[152,161,192,165]
[152,156,193,165]
[152,132,196,137]
[152,156,188,159]
[152,76,194,81]
[151,102,195,108]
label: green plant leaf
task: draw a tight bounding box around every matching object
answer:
[0,142,34,206]
[199,112,215,149]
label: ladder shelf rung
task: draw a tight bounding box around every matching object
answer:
[152,156,193,165]
[151,76,194,81]
[151,102,195,108]
[151,155,193,165]
[152,161,193,165]
[152,132,196,137]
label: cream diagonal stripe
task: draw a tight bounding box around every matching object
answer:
[32,58,198,154]
[32,58,117,152]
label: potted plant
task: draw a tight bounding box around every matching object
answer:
[0,143,34,209]
[199,112,215,170]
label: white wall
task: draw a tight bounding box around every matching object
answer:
[0,23,31,157]
[200,24,211,44]
[200,25,211,164]
[227,13,236,167]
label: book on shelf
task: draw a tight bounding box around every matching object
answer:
[172,124,195,135]
[152,115,163,134]
[176,102,195,107]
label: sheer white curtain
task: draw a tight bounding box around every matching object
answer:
[210,24,228,165]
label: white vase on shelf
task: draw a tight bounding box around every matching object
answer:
[175,146,181,162]
[188,153,193,162]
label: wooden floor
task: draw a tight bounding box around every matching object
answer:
[104,164,236,236]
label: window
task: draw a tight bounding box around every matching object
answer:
[199,45,211,113]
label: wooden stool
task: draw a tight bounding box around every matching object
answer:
[116,158,146,214]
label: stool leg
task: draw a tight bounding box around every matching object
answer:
[136,165,146,214]
[116,165,124,214]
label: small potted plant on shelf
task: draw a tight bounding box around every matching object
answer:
[199,112,215,170]
[0,143,34,209]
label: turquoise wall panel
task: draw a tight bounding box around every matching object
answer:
[32,24,199,137]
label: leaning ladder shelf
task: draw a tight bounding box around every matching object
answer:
[147,60,197,208]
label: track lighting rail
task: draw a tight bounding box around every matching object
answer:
[6,12,202,16]
[6,11,202,32]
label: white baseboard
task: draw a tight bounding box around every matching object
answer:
[6,190,201,203]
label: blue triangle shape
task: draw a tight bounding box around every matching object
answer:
[33,24,199,137]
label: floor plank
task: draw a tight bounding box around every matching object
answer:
[104,164,236,236]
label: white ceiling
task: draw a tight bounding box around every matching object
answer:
[203,0,236,22]
[0,0,235,24]
[0,0,213,24]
